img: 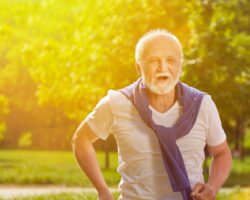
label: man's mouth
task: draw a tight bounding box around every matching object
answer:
[156,76,169,81]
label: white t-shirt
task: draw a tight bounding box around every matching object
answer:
[86,89,226,200]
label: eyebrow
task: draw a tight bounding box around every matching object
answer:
[147,55,178,60]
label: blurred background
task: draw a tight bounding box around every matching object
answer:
[0,0,249,199]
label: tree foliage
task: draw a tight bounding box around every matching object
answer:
[0,0,249,150]
[184,0,250,152]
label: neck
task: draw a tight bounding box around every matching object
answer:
[146,88,176,113]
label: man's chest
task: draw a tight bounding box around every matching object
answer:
[111,105,207,158]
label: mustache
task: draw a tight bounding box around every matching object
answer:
[155,73,172,78]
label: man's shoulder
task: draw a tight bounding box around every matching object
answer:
[181,82,207,96]
[180,82,216,108]
[199,95,221,119]
[107,89,126,100]
[106,89,132,106]
[201,94,213,107]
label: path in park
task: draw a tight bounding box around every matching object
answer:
[0,186,118,199]
[0,186,245,199]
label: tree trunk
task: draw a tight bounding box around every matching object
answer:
[234,116,245,159]
[104,141,110,169]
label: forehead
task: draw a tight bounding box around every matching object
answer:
[141,35,182,59]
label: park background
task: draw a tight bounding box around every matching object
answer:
[0,0,249,199]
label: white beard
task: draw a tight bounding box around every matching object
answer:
[142,71,180,95]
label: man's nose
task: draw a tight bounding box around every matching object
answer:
[157,59,168,72]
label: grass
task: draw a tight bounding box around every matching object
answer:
[0,150,250,188]
[0,150,250,199]
[217,187,250,200]
[8,192,121,200]
[0,150,119,186]
[204,156,250,187]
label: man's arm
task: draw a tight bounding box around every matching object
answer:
[207,141,232,194]
[72,121,114,200]
[191,141,232,200]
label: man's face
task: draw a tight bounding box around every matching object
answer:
[137,36,182,95]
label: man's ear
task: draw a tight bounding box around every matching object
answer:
[135,62,141,76]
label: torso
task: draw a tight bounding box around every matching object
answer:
[109,90,206,200]
[86,88,226,200]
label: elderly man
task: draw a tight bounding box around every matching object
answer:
[72,30,232,200]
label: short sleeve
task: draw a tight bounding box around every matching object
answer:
[204,96,226,146]
[85,94,114,140]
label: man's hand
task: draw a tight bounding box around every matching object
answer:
[190,183,216,200]
[98,189,114,200]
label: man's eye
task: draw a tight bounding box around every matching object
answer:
[167,58,175,63]
[149,59,158,63]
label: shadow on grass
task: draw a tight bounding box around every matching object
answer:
[224,173,250,187]
[0,159,20,169]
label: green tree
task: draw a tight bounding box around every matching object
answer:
[0,0,77,149]
[0,94,8,143]
[17,0,190,121]
[0,0,191,166]
[184,0,250,155]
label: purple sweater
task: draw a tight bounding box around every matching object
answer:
[120,78,206,200]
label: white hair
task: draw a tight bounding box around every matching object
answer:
[135,29,183,62]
